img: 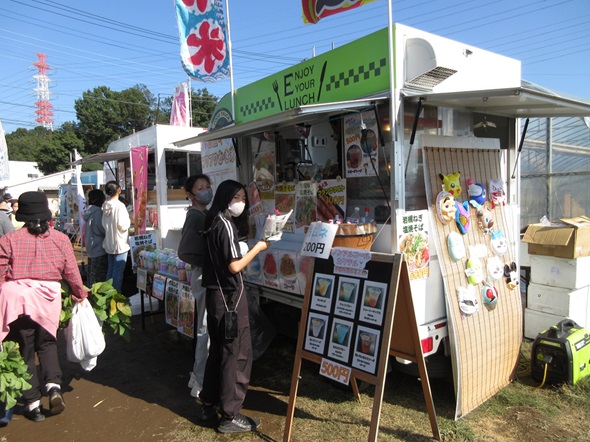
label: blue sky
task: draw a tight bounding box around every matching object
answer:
[1,0,589,135]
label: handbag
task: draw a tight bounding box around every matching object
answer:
[66,299,106,371]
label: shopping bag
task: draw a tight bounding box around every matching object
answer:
[66,299,106,370]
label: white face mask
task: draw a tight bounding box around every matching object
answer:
[227,201,245,217]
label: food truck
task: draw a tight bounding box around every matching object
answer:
[74,124,205,250]
[173,22,590,376]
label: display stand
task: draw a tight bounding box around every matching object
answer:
[136,267,165,330]
[283,253,440,441]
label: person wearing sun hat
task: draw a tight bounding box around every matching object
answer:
[0,191,88,423]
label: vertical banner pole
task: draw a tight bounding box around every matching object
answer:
[225,0,236,120]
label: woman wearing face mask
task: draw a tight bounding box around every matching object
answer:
[178,174,213,399]
[197,180,269,434]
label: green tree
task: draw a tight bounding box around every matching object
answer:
[74,84,153,155]
[5,125,84,175]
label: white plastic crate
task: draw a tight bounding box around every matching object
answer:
[526,283,590,323]
[524,308,571,340]
[129,292,160,316]
[529,255,590,289]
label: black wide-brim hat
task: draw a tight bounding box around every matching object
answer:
[16,191,52,222]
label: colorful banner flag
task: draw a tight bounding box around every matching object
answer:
[131,146,148,234]
[302,0,376,24]
[175,0,230,81]
[0,121,9,181]
[170,81,191,127]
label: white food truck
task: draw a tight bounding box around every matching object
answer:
[74,124,205,250]
[173,23,590,376]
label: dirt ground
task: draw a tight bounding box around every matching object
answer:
[0,263,586,442]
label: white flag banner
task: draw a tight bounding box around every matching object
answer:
[0,121,10,181]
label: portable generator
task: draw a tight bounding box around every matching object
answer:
[531,319,590,385]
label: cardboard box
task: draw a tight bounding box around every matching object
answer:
[529,255,590,289]
[522,216,590,259]
[526,283,589,322]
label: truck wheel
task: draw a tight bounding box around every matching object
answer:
[391,353,452,380]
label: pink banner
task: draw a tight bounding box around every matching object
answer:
[170,81,190,126]
[131,146,148,234]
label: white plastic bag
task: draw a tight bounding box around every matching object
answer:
[66,299,106,371]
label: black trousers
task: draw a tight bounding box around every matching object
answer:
[6,315,62,405]
[199,287,252,418]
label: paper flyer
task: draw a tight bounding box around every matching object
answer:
[164,278,180,327]
[344,110,379,178]
[177,283,195,338]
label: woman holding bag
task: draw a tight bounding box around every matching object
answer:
[177,174,213,399]
[0,192,88,423]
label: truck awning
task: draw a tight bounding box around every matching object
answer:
[174,96,388,146]
[69,148,154,166]
[403,81,590,118]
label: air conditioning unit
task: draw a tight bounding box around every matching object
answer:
[405,38,458,90]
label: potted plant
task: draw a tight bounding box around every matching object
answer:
[0,341,32,426]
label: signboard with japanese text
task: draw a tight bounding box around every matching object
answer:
[300,221,338,259]
[177,283,195,338]
[396,210,430,281]
[129,232,157,268]
[284,253,440,441]
[164,278,180,328]
[201,138,238,191]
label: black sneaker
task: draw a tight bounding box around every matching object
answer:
[217,413,261,433]
[24,406,45,423]
[197,403,217,421]
[48,387,65,415]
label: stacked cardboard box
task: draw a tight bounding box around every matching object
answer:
[521,217,590,339]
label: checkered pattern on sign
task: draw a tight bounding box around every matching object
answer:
[240,96,275,117]
[325,58,387,92]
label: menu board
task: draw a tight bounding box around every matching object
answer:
[303,255,392,375]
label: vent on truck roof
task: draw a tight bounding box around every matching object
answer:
[406,66,457,89]
[405,38,458,90]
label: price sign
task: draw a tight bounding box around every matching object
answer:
[300,221,338,259]
[319,358,351,385]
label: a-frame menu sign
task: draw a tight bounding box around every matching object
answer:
[283,252,440,441]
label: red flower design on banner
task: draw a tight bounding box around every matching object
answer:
[187,21,226,75]
[182,0,209,12]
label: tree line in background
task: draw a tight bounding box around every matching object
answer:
[6,85,218,174]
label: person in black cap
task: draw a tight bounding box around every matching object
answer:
[0,191,88,423]
[2,192,13,203]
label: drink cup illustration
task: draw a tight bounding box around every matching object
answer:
[366,287,381,308]
[335,324,349,345]
[340,282,355,302]
[361,332,374,354]
[311,318,324,337]
[316,278,330,297]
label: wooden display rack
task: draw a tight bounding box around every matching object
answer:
[283,253,440,441]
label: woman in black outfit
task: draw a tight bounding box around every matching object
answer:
[198,180,269,434]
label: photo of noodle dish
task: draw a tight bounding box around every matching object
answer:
[399,231,430,271]
[295,196,316,229]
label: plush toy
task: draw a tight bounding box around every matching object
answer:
[486,256,504,281]
[489,179,506,209]
[481,281,498,310]
[436,191,456,225]
[466,177,486,206]
[490,228,508,256]
[465,257,483,285]
[457,286,479,316]
[447,231,466,262]
[439,172,462,198]
[504,262,519,290]
[472,201,494,235]
[455,200,471,234]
